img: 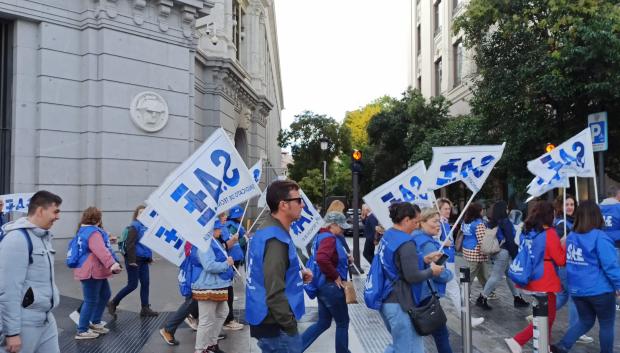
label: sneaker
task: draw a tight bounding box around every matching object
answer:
[525,315,533,323]
[69,310,80,325]
[223,320,244,330]
[504,338,522,353]
[140,305,159,317]
[107,301,117,318]
[514,296,530,308]
[475,294,492,310]
[75,330,100,340]
[159,328,179,346]
[576,335,594,344]
[217,332,227,341]
[89,323,109,334]
[487,291,498,300]
[185,315,198,331]
[471,317,485,328]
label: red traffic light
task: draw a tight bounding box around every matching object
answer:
[545,143,555,153]
[352,150,362,161]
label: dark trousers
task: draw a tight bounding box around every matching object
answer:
[362,236,375,264]
[112,260,150,306]
[165,296,199,335]
[225,261,241,323]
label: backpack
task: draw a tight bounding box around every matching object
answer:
[364,252,386,310]
[117,226,131,255]
[178,249,202,297]
[66,233,89,268]
[508,230,544,286]
[0,228,33,264]
[480,226,500,255]
[303,253,322,299]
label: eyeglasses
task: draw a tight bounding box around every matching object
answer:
[283,197,303,204]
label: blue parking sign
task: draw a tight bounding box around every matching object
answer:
[588,112,608,152]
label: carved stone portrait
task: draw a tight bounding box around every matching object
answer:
[130,91,169,132]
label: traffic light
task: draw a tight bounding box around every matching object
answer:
[545,143,555,153]
[351,149,363,173]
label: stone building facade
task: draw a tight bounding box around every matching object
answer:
[0,0,284,237]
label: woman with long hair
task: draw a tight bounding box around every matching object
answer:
[504,201,566,353]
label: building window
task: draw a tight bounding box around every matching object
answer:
[435,58,442,96]
[417,76,422,91]
[0,20,12,194]
[416,24,421,55]
[453,41,463,87]
[453,0,464,12]
[232,0,244,61]
[434,0,443,36]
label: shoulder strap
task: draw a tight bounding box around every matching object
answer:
[19,229,33,265]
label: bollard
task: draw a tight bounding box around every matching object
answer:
[460,267,472,353]
[532,295,549,353]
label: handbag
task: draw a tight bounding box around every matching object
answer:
[344,271,358,304]
[407,280,447,336]
[480,226,501,255]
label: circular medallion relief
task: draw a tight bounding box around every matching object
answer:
[130,91,169,132]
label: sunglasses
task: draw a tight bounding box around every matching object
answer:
[283,197,303,204]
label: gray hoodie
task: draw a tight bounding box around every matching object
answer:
[0,217,60,336]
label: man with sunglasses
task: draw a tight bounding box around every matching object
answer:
[245,180,313,353]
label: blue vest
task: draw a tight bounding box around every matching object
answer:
[413,231,447,296]
[245,224,305,325]
[439,219,455,262]
[313,232,349,283]
[379,228,423,305]
[526,229,548,281]
[73,225,117,267]
[566,229,620,296]
[495,222,515,243]
[130,220,153,259]
[600,204,620,243]
[224,220,245,261]
[178,245,204,297]
[211,238,234,281]
[462,219,483,250]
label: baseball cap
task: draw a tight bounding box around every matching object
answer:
[323,212,351,229]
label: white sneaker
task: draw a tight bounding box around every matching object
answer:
[223,320,244,331]
[184,316,198,331]
[504,338,522,353]
[487,292,499,300]
[471,317,484,328]
[89,323,109,334]
[525,315,533,323]
[577,335,594,344]
[69,310,80,325]
[75,330,100,340]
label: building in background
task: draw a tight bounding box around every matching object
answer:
[0,0,283,237]
[408,0,474,116]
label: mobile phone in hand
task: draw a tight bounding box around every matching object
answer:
[434,253,449,266]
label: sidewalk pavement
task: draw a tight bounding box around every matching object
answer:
[50,237,617,353]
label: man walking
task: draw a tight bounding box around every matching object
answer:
[0,191,62,353]
[245,180,312,353]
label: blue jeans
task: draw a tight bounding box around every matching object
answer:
[78,279,111,332]
[165,296,199,335]
[112,260,150,306]
[431,322,453,353]
[556,267,579,328]
[302,282,350,353]
[257,331,302,353]
[482,249,518,297]
[380,303,425,353]
[555,292,617,353]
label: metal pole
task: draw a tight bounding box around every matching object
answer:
[598,152,605,203]
[574,176,579,204]
[460,267,472,353]
[322,160,327,216]
[439,192,476,251]
[532,295,549,353]
[352,171,362,273]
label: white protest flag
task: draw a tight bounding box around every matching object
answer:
[526,128,595,186]
[0,193,34,213]
[526,175,570,199]
[363,160,436,228]
[257,188,267,209]
[250,158,263,184]
[424,143,506,194]
[146,128,260,251]
[138,206,187,266]
[289,189,322,249]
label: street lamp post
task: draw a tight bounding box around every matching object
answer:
[320,138,329,216]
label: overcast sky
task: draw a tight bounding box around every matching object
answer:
[274,0,410,128]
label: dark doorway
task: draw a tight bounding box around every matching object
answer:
[0,20,13,194]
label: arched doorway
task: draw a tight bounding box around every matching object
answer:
[234,128,248,163]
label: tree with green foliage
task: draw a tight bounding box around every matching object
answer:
[454,0,620,185]
[278,111,352,183]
